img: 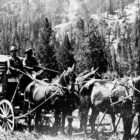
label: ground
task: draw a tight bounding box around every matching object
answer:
[0,109,139,140]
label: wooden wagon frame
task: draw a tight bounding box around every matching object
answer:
[0,55,55,132]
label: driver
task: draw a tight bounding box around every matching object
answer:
[7,46,25,78]
[6,46,25,100]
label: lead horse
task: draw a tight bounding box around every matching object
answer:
[79,77,134,140]
[132,76,140,139]
[24,64,79,135]
[75,67,101,131]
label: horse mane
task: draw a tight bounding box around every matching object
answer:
[51,70,66,86]
[133,76,140,83]
[84,78,109,89]
[78,70,90,77]
[132,76,140,90]
[51,76,59,84]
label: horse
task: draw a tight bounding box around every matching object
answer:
[79,77,134,140]
[132,76,140,139]
[75,67,100,131]
[24,64,79,135]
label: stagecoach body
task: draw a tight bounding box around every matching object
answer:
[0,56,8,99]
[0,55,132,137]
[0,55,26,132]
[0,55,57,132]
[0,55,15,131]
[0,55,23,103]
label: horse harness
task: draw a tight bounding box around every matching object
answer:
[109,79,133,112]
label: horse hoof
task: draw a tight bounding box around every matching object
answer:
[32,132,40,139]
[111,131,119,136]
[67,131,72,136]
[50,131,58,136]
[91,132,99,140]
[122,135,132,140]
[66,127,72,136]
[50,129,58,136]
[61,130,67,136]
[135,134,140,139]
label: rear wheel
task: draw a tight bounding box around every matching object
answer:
[0,99,14,132]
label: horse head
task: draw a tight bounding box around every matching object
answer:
[60,64,76,93]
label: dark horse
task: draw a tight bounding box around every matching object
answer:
[75,67,100,131]
[132,76,140,139]
[79,77,134,140]
[24,64,79,135]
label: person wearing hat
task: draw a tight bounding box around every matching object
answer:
[23,48,40,74]
[7,46,24,77]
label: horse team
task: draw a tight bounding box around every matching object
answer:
[22,64,140,140]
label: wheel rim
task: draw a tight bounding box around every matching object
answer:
[0,99,14,132]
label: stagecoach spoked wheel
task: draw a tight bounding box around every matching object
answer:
[0,99,14,132]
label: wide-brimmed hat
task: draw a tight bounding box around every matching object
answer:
[25,48,33,54]
[10,46,18,52]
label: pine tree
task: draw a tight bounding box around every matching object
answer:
[55,34,75,71]
[36,17,58,80]
[74,17,108,74]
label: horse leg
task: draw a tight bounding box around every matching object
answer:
[79,108,84,132]
[82,108,90,136]
[66,112,73,136]
[28,114,32,132]
[52,111,61,136]
[110,113,116,133]
[136,114,140,138]
[35,109,42,132]
[80,96,91,136]
[61,112,66,135]
[25,101,33,132]
[122,116,133,140]
[79,120,83,132]
[89,106,99,139]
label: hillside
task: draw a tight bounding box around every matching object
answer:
[0,0,135,25]
[0,0,139,76]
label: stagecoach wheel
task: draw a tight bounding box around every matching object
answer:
[0,99,14,132]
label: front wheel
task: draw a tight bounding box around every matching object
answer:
[0,99,14,132]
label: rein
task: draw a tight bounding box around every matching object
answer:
[109,78,135,106]
[11,69,36,103]
[130,84,140,94]
[18,69,70,91]
[39,66,60,74]
[110,94,133,106]
[15,90,59,119]
[75,78,93,86]
[83,109,108,140]
[18,69,34,80]
[110,85,133,106]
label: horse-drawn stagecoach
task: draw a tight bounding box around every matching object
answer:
[0,54,79,134]
[0,55,15,132]
[2,53,140,140]
[0,55,31,132]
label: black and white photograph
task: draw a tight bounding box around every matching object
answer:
[0,0,140,139]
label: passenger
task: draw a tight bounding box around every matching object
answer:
[23,48,41,74]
